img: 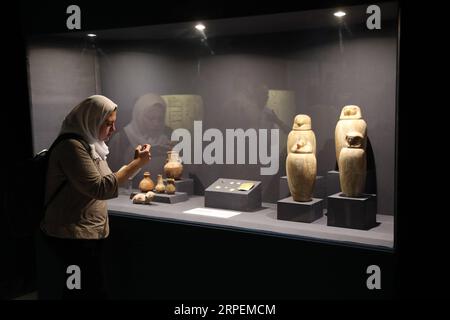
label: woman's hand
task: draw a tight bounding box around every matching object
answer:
[134,144,151,165]
[116,144,151,185]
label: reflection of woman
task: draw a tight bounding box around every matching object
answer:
[108,93,173,185]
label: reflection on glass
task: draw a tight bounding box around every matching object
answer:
[162,94,204,133]
[108,93,173,186]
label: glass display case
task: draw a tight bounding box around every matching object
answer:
[26,2,398,251]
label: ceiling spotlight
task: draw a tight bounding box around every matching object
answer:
[87,33,97,37]
[334,11,346,18]
[195,24,206,31]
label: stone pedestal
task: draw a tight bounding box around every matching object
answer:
[189,173,206,196]
[152,192,189,204]
[205,178,262,212]
[326,192,377,230]
[277,197,324,223]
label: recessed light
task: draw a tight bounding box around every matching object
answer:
[334,11,346,18]
[87,33,97,37]
[195,24,205,31]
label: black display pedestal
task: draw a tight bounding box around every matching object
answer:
[279,176,326,200]
[277,197,324,223]
[327,193,377,230]
[166,178,194,195]
[205,178,262,211]
[153,192,188,204]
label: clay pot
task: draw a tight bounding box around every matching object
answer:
[154,174,166,193]
[335,105,367,166]
[338,132,367,197]
[164,151,183,180]
[138,172,154,192]
[286,139,316,202]
[287,114,316,155]
[165,178,176,194]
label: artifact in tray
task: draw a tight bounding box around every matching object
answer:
[238,182,255,191]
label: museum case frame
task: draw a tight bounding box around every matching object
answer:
[21,1,400,299]
[28,3,398,249]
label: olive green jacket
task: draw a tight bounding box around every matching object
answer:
[41,139,118,239]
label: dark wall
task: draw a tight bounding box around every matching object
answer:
[28,42,98,152]
[2,2,35,300]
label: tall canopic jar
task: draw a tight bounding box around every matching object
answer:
[164,151,183,180]
[338,132,367,197]
[335,105,367,167]
[286,139,316,202]
[287,114,316,156]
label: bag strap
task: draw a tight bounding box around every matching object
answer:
[43,133,91,210]
[49,133,91,154]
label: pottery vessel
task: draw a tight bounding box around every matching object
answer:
[164,151,183,180]
[165,178,176,194]
[138,172,154,192]
[154,174,166,193]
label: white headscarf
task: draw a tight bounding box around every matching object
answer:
[60,95,118,160]
[123,93,170,148]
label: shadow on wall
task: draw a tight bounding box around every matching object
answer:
[317,138,335,176]
[365,137,377,195]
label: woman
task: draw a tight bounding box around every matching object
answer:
[108,93,173,186]
[40,95,151,299]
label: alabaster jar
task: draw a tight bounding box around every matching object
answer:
[335,105,367,165]
[287,114,316,155]
[154,174,166,193]
[164,151,183,180]
[165,178,176,194]
[338,132,367,197]
[286,140,316,202]
[138,172,155,192]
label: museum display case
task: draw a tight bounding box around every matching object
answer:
[26,2,398,253]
